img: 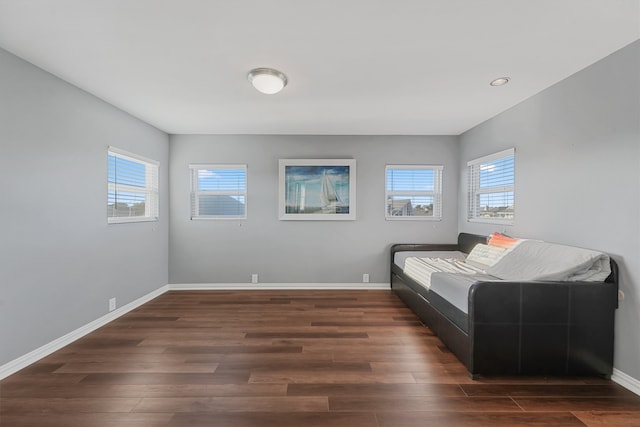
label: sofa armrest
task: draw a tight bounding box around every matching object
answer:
[468,280,618,324]
[467,280,617,376]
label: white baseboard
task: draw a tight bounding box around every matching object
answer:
[169,282,390,290]
[612,368,640,396]
[0,285,170,381]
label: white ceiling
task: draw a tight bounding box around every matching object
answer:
[0,0,638,135]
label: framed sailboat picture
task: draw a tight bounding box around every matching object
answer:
[279,159,356,220]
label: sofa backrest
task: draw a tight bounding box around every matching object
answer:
[457,233,488,254]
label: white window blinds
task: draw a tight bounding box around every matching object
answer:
[385,165,443,220]
[107,147,159,223]
[467,148,515,223]
[190,164,247,219]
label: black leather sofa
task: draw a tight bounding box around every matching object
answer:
[390,233,618,379]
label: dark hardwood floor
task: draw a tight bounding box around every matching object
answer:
[1,290,639,426]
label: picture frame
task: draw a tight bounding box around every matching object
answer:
[279,159,356,220]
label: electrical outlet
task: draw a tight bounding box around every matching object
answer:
[108,298,116,312]
[251,274,259,284]
[362,273,370,283]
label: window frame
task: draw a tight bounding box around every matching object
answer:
[107,147,159,224]
[385,165,443,221]
[189,164,248,220]
[467,148,515,225]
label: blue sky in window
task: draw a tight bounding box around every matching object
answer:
[108,154,146,187]
[386,169,435,192]
[108,191,146,205]
[479,156,514,188]
[198,169,246,191]
[108,154,149,209]
[479,192,514,206]
[477,155,514,210]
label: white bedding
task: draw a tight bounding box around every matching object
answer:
[401,237,610,294]
[486,239,611,282]
[394,251,467,269]
[403,257,486,290]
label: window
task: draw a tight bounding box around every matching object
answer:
[385,165,443,220]
[190,164,247,219]
[108,147,159,224]
[467,148,515,223]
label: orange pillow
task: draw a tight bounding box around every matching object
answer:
[488,232,519,249]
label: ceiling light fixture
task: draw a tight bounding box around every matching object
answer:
[490,77,510,87]
[247,68,288,94]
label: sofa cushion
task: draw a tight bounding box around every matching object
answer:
[465,243,507,269]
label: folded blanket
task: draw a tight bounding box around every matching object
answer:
[486,239,611,282]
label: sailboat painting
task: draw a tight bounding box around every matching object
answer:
[279,159,356,220]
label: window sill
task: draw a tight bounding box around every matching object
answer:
[386,217,442,221]
[467,218,514,225]
[108,217,159,224]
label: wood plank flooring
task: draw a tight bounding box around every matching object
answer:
[1,290,639,426]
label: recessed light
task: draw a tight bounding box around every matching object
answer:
[247,68,288,94]
[490,77,510,87]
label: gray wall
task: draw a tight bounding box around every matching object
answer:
[458,41,640,379]
[169,135,459,284]
[0,48,169,365]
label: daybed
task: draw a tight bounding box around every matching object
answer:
[390,232,618,378]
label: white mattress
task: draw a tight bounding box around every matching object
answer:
[403,256,485,290]
[394,251,467,269]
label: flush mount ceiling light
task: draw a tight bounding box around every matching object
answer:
[490,77,510,87]
[247,68,288,94]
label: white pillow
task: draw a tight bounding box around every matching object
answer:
[465,243,507,269]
